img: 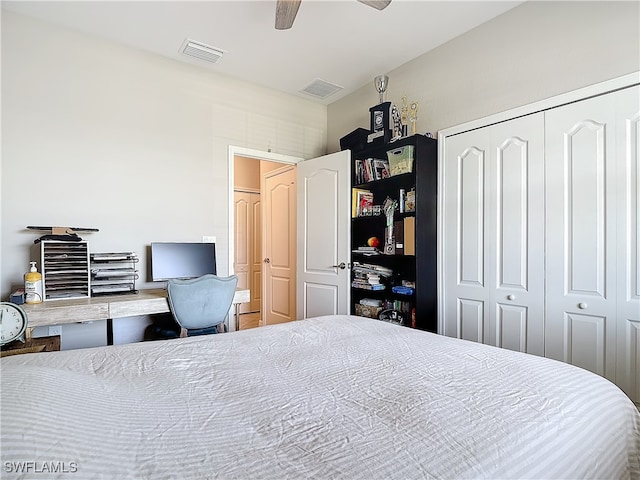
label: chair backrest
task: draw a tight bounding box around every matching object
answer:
[166,274,238,332]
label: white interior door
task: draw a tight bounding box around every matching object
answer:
[545,93,618,381]
[263,166,296,325]
[296,150,350,319]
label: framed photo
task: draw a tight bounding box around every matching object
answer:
[368,102,392,144]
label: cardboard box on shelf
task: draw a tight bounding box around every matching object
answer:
[404,217,415,255]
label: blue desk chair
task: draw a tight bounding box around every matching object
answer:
[148,274,238,339]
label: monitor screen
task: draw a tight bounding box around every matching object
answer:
[150,242,217,281]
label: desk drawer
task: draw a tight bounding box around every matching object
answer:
[109,297,168,318]
[26,304,109,327]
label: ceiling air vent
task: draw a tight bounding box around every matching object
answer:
[300,79,343,99]
[180,39,225,64]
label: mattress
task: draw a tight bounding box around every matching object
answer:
[2,315,639,479]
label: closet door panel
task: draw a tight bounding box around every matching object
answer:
[458,298,484,343]
[459,148,486,287]
[491,116,545,355]
[545,94,617,382]
[565,313,607,376]
[497,304,528,353]
[234,192,252,314]
[250,194,262,313]
[616,85,640,402]
[497,138,528,289]
[443,131,489,340]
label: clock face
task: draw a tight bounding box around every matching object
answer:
[0,302,28,346]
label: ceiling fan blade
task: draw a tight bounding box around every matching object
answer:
[275,0,302,30]
[358,0,391,10]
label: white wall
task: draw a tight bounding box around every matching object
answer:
[327,1,640,152]
[0,11,327,298]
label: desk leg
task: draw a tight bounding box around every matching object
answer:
[106,318,114,346]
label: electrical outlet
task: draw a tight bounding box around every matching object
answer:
[202,236,216,243]
[49,325,62,336]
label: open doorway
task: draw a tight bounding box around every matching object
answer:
[228,146,302,330]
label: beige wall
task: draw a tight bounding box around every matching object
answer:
[0,11,327,297]
[327,1,640,152]
[233,156,285,193]
[234,156,261,191]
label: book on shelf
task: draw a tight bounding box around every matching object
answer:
[353,246,381,255]
[353,189,374,217]
[352,262,393,277]
[372,159,390,180]
[360,298,383,307]
[351,280,386,291]
[352,188,370,217]
[355,158,391,183]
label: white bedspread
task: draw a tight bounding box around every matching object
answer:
[2,315,639,479]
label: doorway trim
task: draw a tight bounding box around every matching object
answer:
[227,145,303,279]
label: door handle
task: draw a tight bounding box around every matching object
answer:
[264,258,271,264]
[332,262,346,269]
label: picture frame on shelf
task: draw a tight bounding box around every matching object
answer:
[368,102,392,145]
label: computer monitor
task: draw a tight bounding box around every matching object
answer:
[150,242,217,282]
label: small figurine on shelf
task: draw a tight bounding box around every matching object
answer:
[401,96,409,137]
[409,101,419,135]
[390,104,403,142]
[405,188,416,212]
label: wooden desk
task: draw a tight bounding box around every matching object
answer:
[22,288,251,333]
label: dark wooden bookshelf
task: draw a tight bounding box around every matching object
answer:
[350,134,437,332]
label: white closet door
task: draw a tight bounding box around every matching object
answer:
[443,113,544,354]
[491,117,545,355]
[443,128,489,342]
[545,93,618,381]
[616,86,640,402]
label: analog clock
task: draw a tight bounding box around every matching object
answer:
[0,302,28,346]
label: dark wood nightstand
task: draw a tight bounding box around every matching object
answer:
[1,335,60,357]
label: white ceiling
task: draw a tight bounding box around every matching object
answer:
[2,0,524,104]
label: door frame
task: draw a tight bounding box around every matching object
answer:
[228,146,303,328]
[437,71,640,335]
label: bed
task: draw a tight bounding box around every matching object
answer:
[2,315,639,479]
